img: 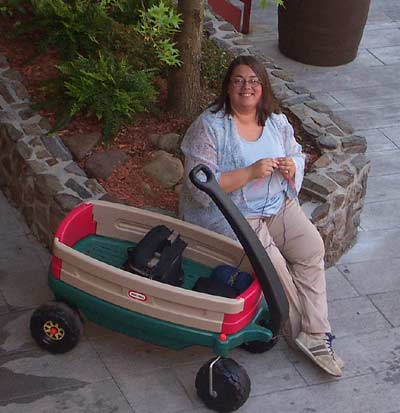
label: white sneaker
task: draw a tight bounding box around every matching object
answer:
[333,351,345,369]
[295,332,342,377]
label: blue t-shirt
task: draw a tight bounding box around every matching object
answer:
[238,123,289,217]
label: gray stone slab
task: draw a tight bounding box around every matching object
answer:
[338,228,400,265]
[370,291,400,327]
[0,293,8,316]
[231,347,306,396]
[330,84,400,110]
[360,28,400,48]
[91,334,212,376]
[0,341,110,403]
[366,150,400,176]
[0,233,49,267]
[361,199,400,230]
[0,378,132,412]
[0,310,36,355]
[365,10,394,25]
[326,266,359,301]
[365,174,400,203]
[328,295,376,319]
[381,125,400,146]
[337,257,400,295]
[113,368,193,413]
[364,22,400,31]
[327,294,391,339]
[0,200,29,239]
[286,63,400,94]
[0,261,52,310]
[369,45,400,64]
[355,129,398,153]
[333,103,400,131]
[329,307,391,339]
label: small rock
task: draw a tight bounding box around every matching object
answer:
[311,203,330,222]
[218,22,235,31]
[232,38,252,46]
[144,151,183,189]
[326,170,354,188]
[0,83,14,104]
[330,114,354,134]
[333,194,345,209]
[85,178,106,195]
[54,193,82,212]
[85,149,129,179]
[62,131,102,161]
[318,134,339,150]
[313,154,331,169]
[305,100,332,114]
[41,135,73,161]
[65,178,92,199]
[325,126,345,137]
[157,133,181,153]
[302,173,338,199]
[0,123,23,142]
[149,133,160,146]
[65,162,86,177]
[222,33,240,39]
[271,70,294,82]
[351,154,370,173]
[341,135,367,154]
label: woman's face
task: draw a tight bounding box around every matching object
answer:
[227,64,263,113]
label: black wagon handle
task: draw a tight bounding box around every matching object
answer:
[189,164,289,335]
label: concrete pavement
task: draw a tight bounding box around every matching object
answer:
[1,0,400,411]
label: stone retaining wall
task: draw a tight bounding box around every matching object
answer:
[0,12,370,266]
[0,54,107,247]
[204,11,370,266]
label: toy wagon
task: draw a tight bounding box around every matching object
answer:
[30,165,288,412]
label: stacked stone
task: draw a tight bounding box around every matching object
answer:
[0,54,106,247]
[204,9,370,266]
[0,11,371,265]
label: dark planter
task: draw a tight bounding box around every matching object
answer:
[278,0,371,66]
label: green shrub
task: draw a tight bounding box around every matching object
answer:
[107,0,167,25]
[0,0,27,16]
[24,0,114,58]
[201,39,233,92]
[136,1,182,67]
[58,51,157,144]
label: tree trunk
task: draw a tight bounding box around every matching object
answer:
[168,0,204,118]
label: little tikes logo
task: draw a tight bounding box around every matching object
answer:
[128,290,147,301]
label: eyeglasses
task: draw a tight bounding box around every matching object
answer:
[231,78,262,88]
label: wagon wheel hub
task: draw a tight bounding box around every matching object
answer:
[43,321,65,340]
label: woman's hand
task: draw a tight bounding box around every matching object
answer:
[277,157,296,179]
[248,158,279,180]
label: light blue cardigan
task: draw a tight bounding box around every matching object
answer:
[179,108,305,240]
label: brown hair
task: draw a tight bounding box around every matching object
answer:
[211,55,280,126]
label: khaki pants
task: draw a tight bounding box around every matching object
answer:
[247,198,331,340]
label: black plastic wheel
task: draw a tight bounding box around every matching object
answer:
[195,357,250,412]
[240,335,278,353]
[30,301,83,354]
[240,319,278,354]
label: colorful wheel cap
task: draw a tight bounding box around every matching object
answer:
[43,321,65,341]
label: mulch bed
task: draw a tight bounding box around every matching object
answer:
[0,14,319,215]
